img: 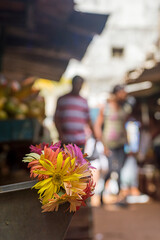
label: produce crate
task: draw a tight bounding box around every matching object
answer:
[0,118,41,142]
[0,180,73,240]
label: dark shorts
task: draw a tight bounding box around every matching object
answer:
[108,146,126,173]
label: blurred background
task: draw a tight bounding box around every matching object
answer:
[0,0,160,240]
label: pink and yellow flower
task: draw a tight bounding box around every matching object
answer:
[33,150,91,204]
[23,142,95,212]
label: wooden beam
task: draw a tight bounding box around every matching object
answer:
[3,51,69,81]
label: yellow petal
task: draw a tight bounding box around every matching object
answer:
[75,163,89,174]
[39,159,54,172]
[52,184,58,193]
[37,181,53,198]
[61,157,71,174]
[33,177,51,189]
[70,158,76,171]
[34,170,53,176]
[56,152,63,172]
[80,171,91,178]
[42,184,54,204]
[64,173,81,182]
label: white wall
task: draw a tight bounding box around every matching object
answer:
[64,0,160,105]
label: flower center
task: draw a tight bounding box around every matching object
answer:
[52,173,62,185]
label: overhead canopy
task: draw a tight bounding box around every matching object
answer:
[126,62,160,98]
[134,63,160,84]
[0,0,109,81]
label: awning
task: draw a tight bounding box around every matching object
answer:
[125,62,160,98]
[0,0,109,81]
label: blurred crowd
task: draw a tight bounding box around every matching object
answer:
[1,74,159,206]
[54,75,160,206]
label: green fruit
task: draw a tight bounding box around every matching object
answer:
[0,97,7,110]
[4,98,19,115]
[17,103,29,115]
[0,110,8,119]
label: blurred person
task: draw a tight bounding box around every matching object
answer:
[138,124,152,166]
[121,120,140,197]
[95,84,128,204]
[150,117,160,169]
[120,120,150,204]
[54,75,96,151]
[120,152,149,204]
[121,153,139,196]
[85,135,109,206]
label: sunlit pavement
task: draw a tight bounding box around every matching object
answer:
[92,199,160,240]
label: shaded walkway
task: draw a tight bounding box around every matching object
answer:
[93,201,160,240]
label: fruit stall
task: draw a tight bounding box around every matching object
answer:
[0,2,110,239]
[0,76,45,175]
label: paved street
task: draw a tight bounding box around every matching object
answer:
[92,201,160,240]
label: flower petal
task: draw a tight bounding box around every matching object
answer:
[56,152,63,172]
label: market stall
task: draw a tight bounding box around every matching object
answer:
[125,63,160,200]
[0,0,109,181]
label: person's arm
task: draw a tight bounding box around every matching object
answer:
[94,104,111,156]
[54,99,63,140]
[88,118,97,140]
[94,106,104,140]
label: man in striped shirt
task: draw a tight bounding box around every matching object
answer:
[54,75,96,150]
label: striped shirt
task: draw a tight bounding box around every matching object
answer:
[55,93,90,145]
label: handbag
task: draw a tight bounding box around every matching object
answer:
[87,140,99,161]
